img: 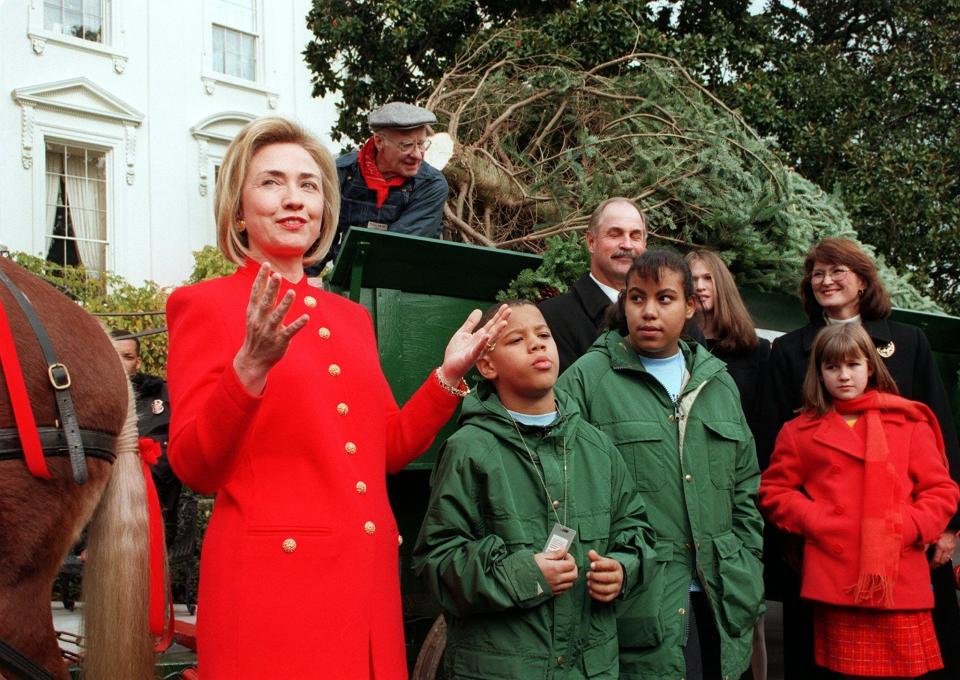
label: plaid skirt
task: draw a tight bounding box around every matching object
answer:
[813,603,942,677]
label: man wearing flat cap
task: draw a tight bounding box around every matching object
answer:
[320,101,448,268]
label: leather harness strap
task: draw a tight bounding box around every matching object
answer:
[0,638,59,680]
[0,427,116,464]
[0,265,88,484]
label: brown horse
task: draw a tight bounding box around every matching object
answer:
[0,257,154,680]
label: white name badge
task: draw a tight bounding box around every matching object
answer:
[543,522,576,554]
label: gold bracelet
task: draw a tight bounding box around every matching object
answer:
[435,367,470,397]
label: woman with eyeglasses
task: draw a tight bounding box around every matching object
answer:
[758,237,960,680]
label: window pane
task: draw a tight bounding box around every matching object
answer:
[84,12,101,41]
[212,0,256,33]
[45,143,108,272]
[212,27,225,73]
[241,33,255,80]
[225,29,241,77]
[44,2,62,31]
[46,0,106,43]
[65,9,83,38]
[212,25,256,81]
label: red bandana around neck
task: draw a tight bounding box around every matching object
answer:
[358,137,405,209]
[833,390,947,607]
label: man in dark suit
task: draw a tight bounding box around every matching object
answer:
[539,197,647,372]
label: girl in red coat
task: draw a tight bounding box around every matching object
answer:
[166,116,508,680]
[760,323,959,679]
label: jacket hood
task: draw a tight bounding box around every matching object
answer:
[458,380,581,448]
[590,330,728,395]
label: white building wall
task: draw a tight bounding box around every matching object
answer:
[0,0,339,287]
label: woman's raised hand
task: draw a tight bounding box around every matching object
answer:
[233,262,309,395]
[439,304,511,386]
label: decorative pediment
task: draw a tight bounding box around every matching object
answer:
[191,112,256,143]
[12,78,143,181]
[12,77,144,125]
[191,112,256,195]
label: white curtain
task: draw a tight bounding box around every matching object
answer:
[63,151,106,271]
[45,150,64,258]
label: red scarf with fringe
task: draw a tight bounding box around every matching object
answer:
[833,390,947,607]
[358,137,405,208]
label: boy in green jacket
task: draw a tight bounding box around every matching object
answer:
[413,302,657,679]
[558,249,765,680]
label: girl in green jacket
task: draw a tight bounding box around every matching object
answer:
[558,249,765,680]
[413,302,657,679]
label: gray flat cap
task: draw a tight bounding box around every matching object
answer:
[368,102,437,131]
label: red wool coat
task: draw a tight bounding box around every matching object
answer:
[166,262,459,680]
[759,408,959,609]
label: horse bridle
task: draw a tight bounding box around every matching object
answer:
[0,265,119,483]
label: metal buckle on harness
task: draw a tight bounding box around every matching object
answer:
[47,363,71,390]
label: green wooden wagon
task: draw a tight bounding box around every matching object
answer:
[330,228,960,674]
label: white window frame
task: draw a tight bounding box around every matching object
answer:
[27,0,128,73]
[200,0,278,106]
[42,138,113,273]
[13,78,143,275]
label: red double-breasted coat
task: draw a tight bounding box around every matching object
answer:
[166,262,459,679]
[759,407,959,609]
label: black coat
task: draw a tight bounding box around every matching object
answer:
[758,317,960,528]
[132,373,182,543]
[705,337,770,440]
[538,273,612,373]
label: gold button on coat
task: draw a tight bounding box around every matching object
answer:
[356,481,367,494]
[345,442,357,455]
[337,403,349,416]
[684,474,693,481]
[318,327,331,339]
[364,521,376,535]
[678,607,686,615]
[303,296,317,308]
[329,364,341,376]
[551,500,561,510]
[281,538,297,553]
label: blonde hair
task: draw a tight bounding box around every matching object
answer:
[685,249,758,352]
[801,324,899,416]
[215,117,340,267]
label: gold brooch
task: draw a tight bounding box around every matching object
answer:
[877,341,896,358]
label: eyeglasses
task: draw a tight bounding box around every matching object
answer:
[811,266,852,284]
[380,136,431,154]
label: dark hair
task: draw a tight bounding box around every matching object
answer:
[685,249,758,352]
[800,238,892,321]
[473,299,535,334]
[109,329,140,354]
[801,323,899,415]
[606,248,693,335]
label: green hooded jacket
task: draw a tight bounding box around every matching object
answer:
[558,332,765,680]
[412,382,657,679]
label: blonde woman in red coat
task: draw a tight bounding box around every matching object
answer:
[760,324,959,679]
[166,117,509,680]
